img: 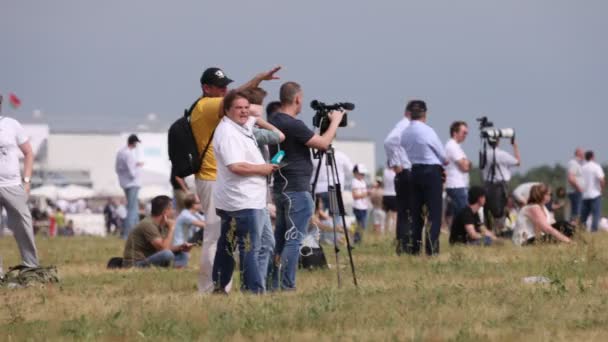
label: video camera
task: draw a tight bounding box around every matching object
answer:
[477,116,515,144]
[311,100,354,134]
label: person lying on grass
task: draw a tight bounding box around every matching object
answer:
[512,183,572,246]
[122,195,193,268]
[449,186,498,246]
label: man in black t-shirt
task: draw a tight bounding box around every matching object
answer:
[450,186,497,245]
[268,81,345,291]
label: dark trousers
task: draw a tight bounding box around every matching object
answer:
[394,169,413,252]
[410,165,443,255]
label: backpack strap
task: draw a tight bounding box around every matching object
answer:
[198,127,216,168]
[184,97,201,118]
[185,96,217,172]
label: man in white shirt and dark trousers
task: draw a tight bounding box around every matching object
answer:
[115,134,143,239]
[400,100,447,255]
[0,94,39,267]
[566,148,585,223]
[445,121,472,217]
[383,103,412,254]
[580,150,605,232]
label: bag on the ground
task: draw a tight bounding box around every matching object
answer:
[0,265,59,288]
[106,257,124,269]
[299,245,328,270]
[168,98,211,178]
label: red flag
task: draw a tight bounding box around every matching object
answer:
[9,93,22,109]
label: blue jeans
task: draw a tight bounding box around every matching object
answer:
[271,191,314,291]
[353,208,368,243]
[446,188,468,216]
[568,191,582,221]
[237,208,275,291]
[581,196,602,232]
[122,186,140,239]
[213,208,264,294]
[134,249,174,268]
[410,165,443,255]
[174,251,189,268]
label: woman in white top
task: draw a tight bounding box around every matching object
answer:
[512,183,572,246]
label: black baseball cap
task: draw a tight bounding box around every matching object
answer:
[200,67,233,87]
[127,134,141,145]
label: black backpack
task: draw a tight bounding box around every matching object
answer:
[168,98,215,178]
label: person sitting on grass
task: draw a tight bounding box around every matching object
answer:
[449,186,498,246]
[512,183,572,246]
[122,195,193,268]
[172,193,206,268]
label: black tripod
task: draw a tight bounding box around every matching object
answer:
[480,140,509,232]
[311,145,358,288]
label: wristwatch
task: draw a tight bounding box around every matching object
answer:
[23,177,31,184]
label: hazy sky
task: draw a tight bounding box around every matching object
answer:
[2,0,607,170]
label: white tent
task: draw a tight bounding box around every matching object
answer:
[57,185,95,201]
[30,184,59,199]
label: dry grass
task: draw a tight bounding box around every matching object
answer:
[1,232,608,341]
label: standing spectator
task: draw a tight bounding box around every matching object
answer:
[383,103,412,254]
[482,139,521,223]
[445,121,471,216]
[401,100,448,255]
[382,167,398,234]
[268,81,345,291]
[193,66,281,293]
[211,91,278,294]
[566,148,585,223]
[351,164,370,243]
[581,150,605,232]
[115,134,143,239]
[0,94,40,267]
[173,193,205,268]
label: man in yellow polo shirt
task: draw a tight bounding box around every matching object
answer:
[195,65,281,293]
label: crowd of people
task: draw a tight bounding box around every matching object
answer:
[1,68,606,295]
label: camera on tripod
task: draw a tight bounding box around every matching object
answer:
[477,116,515,144]
[311,100,354,134]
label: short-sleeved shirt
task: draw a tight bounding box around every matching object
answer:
[566,159,584,193]
[268,112,315,193]
[582,161,605,199]
[482,148,518,182]
[0,116,29,188]
[191,97,223,181]
[173,209,204,246]
[445,138,469,189]
[351,178,369,210]
[382,168,396,196]
[213,116,267,211]
[449,206,481,244]
[122,217,168,267]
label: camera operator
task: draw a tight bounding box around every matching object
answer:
[268,81,345,291]
[400,100,448,256]
[482,138,521,224]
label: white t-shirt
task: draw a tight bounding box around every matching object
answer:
[444,138,469,189]
[382,168,396,196]
[512,182,540,205]
[213,116,267,211]
[0,116,29,188]
[312,150,354,194]
[566,159,584,193]
[582,161,605,199]
[351,177,368,210]
[482,148,519,182]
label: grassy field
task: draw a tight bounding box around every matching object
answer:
[1,232,608,341]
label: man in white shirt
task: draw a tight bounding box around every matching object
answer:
[0,94,39,267]
[211,90,278,294]
[566,148,585,222]
[580,150,605,232]
[115,134,143,239]
[383,104,412,254]
[445,121,472,217]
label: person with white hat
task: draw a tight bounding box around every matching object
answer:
[351,164,369,243]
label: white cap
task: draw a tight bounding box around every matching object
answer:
[354,163,369,174]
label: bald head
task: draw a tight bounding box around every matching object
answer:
[575,148,584,160]
[279,82,302,105]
